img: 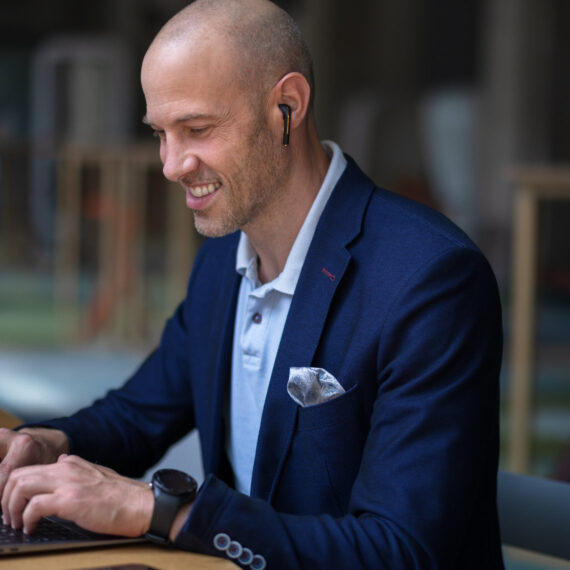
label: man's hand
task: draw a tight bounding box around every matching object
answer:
[1,454,153,537]
[0,427,69,499]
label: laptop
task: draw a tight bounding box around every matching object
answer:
[0,511,145,556]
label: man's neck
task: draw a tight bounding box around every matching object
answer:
[246,136,331,284]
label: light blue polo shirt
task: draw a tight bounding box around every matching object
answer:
[226,141,347,494]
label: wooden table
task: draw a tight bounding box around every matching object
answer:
[508,165,570,473]
[0,409,21,429]
[0,543,237,569]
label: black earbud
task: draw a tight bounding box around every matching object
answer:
[278,104,291,147]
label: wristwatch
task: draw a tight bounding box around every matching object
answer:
[145,468,198,544]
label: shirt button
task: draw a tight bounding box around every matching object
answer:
[252,312,262,324]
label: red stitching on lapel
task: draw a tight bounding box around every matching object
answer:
[321,267,336,282]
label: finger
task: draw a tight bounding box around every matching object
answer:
[3,464,60,529]
[0,427,15,457]
[0,462,16,525]
[0,460,13,502]
[0,428,23,500]
[1,432,41,483]
[3,470,30,530]
[22,493,54,535]
[57,454,89,470]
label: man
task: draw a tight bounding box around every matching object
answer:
[0,0,505,568]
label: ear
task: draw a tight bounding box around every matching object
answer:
[268,72,311,135]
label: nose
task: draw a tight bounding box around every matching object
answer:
[161,139,200,182]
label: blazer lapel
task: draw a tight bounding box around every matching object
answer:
[203,236,241,485]
[250,157,376,501]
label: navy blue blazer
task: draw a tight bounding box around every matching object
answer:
[45,157,504,569]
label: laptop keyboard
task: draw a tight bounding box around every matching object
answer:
[0,517,87,544]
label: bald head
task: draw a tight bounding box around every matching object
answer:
[149,0,315,107]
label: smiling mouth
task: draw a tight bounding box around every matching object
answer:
[188,181,222,198]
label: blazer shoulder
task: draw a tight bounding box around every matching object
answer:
[335,160,496,291]
[365,185,481,256]
[330,156,479,256]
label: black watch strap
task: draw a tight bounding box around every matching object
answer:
[146,489,183,544]
[145,469,197,544]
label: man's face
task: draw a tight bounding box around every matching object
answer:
[141,38,287,238]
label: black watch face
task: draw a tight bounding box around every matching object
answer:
[155,469,197,498]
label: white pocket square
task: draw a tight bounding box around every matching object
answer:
[287,367,345,407]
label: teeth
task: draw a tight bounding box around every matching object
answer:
[189,182,221,198]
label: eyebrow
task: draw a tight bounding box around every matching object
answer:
[141,113,217,127]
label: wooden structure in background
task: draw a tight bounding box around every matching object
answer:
[54,142,201,344]
[509,165,570,473]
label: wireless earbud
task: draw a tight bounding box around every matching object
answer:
[278,104,291,147]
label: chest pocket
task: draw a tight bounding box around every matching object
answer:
[274,383,369,516]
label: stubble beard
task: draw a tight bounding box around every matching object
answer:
[192,117,287,238]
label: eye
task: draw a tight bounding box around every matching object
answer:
[152,130,166,141]
[188,125,210,136]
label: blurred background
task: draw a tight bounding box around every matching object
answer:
[0,0,569,566]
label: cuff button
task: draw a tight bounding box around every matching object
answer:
[213,533,231,551]
[250,554,267,570]
[238,547,254,565]
[227,540,243,559]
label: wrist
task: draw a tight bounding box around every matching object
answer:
[169,501,194,542]
[134,479,156,537]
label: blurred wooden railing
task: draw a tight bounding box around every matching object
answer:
[508,165,570,473]
[54,142,202,345]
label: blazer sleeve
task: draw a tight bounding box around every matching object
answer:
[22,235,237,478]
[173,246,504,570]
[28,283,198,478]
